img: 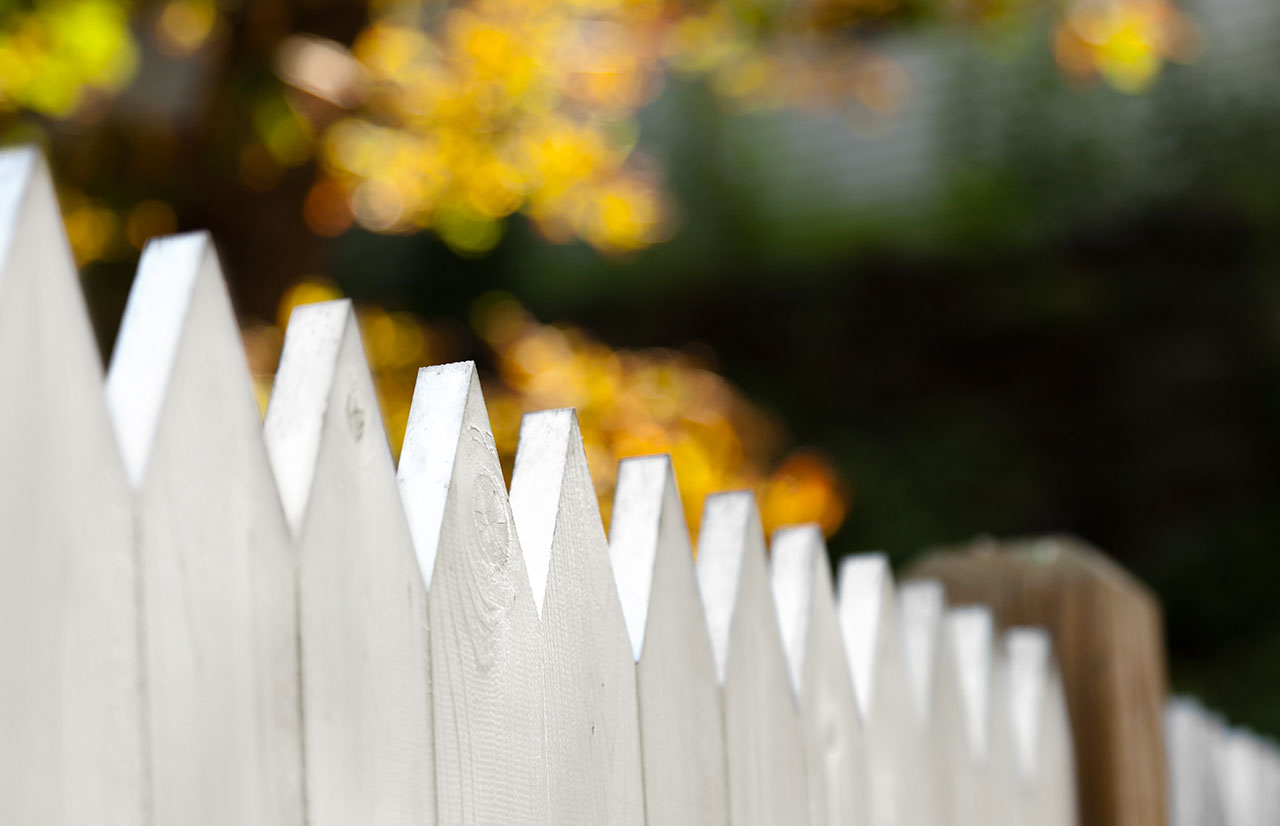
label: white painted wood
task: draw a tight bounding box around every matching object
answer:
[943,606,1018,826]
[1214,724,1274,826]
[509,409,645,826]
[104,232,303,826]
[771,525,868,826]
[1005,627,1078,826]
[397,361,545,826]
[1166,697,1228,826]
[0,146,143,826]
[697,492,810,826]
[263,300,434,826]
[607,455,730,826]
[837,554,920,826]
[899,580,960,826]
[899,581,955,826]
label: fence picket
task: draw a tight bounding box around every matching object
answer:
[0,147,144,826]
[946,606,1018,826]
[1166,698,1228,826]
[1005,627,1078,826]
[9,143,1271,826]
[607,456,730,826]
[104,232,303,826]
[899,581,960,826]
[697,492,810,826]
[771,525,869,826]
[509,409,646,826]
[397,361,545,826]
[262,300,434,826]
[837,554,919,826]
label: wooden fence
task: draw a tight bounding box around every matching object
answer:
[0,144,1275,826]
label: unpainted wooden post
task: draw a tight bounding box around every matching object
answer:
[105,232,303,826]
[771,525,869,826]
[0,146,144,825]
[1165,697,1227,826]
[263,300,434,826]
[397,362,545,826]
[838,554,919,826]
[697,492,810,826]
[910,535,1169,826]
[608,455,730,826]
[509,409,645,826]
[1006,626,1078,826]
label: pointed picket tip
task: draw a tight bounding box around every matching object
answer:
[509,407,599,617]
[770,524,825,699]
[106,231,235,486]
[1005,625,1055,781]
[397,361,487,589]
[695,490,764,684]
[837,552,892,720]
[608,455,691,661]
[263,299,373,535]
[0,146,48,278]
[899,579,946,725]
[948,605,996,761]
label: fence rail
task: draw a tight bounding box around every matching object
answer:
[0,145,1275,826]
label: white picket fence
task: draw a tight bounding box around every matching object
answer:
[0,143,1272,826]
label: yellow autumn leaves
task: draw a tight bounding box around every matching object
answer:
[245,279,852,538]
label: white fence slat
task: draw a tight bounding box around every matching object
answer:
[397,361,545,826]
[607,456,730,826]
[899,581,959,826]
[697,492,810,826]
[944,606,1017,826]
[1214,724,1279,826]
[1005,627,1078,826]
[771,525,869,826]
[0,147,144,826]
[104,232,303,826]
[509,409,645,826]
[262,300,434,826]
[837,554,920,826]
[1166,697,1228,826]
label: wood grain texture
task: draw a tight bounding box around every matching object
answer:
[697,492,810,826]
[509,409,645,826]
[837,554,920,826]
[105,232,303,826]
[608,456,730,826]
[910,535,1168,826]
[0,146,144,826]
[1165,698,1227,826]
[263,300,434,826]
[397,362,545,826]
[771,525,868,826]
[1006,627,1079,826]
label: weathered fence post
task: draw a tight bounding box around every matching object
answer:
[771,525,869,826]
[697,491,810,826]
[0,147,144,826]
[263,300,434,826]
[397,362,545,826]
[509,409,645,826]
[911,535,1169,826]
[608,456,730,826]
[106,232,303,826]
